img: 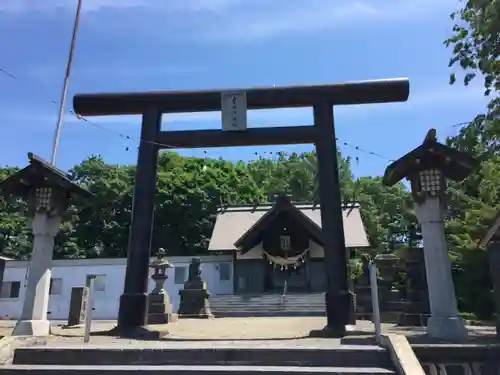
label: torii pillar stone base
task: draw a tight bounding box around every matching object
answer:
[416,197,467,340]
[12,213,62,337]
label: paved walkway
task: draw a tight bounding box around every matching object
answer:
[0,317,497,346]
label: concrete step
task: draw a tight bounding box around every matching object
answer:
[0,364,396,374]
[211,311,326,317]
[210,295,324,301]
[210,305,324,310]
[209,294,326,317]
[13,346,392,369]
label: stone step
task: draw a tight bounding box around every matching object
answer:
[210,299,325,304]
[211,310,326,317]
[210,304,324,309]
[210,295,324,301]
[0,364,396,375]
[13,346,392,369]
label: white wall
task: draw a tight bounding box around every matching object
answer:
[0,254,233,320]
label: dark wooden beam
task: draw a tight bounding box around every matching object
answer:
[73,78,410,116]
[154,126,316,149]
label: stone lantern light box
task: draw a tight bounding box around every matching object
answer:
[0,153,93,336]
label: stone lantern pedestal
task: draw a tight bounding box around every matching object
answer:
[147,248,177,324]
[178,258,213,319]
[0,153,93,336]
[383,129,478,340]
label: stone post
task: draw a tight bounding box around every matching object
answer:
[0,229,9,294]
[0,257,5,297]
[0,153,93,337]
[414,194,468,338]
[383,129,478,340]
[13,211,63,336]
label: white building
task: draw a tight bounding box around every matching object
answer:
[0,254,233,320]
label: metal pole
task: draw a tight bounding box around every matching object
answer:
[83,277,94,343]
[369,261,382,343]
[50,0,83,165]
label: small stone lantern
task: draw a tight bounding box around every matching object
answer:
[374,253,399,283]
[374,253,400,313]
[149,248,173,294]
[147,248,177,324]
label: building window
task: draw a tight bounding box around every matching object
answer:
[49,278,63,296]
[219,263,231,281]
[0,281,20,299]
[174,267,187,285]
[93,275,106,292]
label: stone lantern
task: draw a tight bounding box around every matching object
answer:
[0,153,93,336]
[374,253,399,283]
[374,253,400,314]
[383,129,479,340]
[147,248,176,324]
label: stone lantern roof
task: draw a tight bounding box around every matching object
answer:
[383,129,479,187]
[0,153,93,200]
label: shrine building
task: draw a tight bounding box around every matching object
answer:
[208,195,370,294]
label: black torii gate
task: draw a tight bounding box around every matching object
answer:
[73,78,410,337]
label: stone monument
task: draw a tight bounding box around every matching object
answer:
[397,247,430,326]
[479,211,500,338]
[178,257,213,319]
[66,286,91,328]
[147,248,176,324]
[0,153,93,336]
[383,129,479,340]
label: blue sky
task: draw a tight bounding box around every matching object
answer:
[0,0,489,178]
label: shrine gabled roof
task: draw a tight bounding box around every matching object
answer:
[383,130,479,186]
[208,198,370,251]
[0,153,93,199]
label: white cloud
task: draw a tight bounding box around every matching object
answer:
[171,0,459,41]
[0,0,235,13]
[1,0,460,41]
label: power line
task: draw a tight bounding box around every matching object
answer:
[0,65,477,163]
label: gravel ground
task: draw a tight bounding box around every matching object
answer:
[0,317,497,347]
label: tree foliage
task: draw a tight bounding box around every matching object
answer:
[444,0,500,317]
[0,150,414,261]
